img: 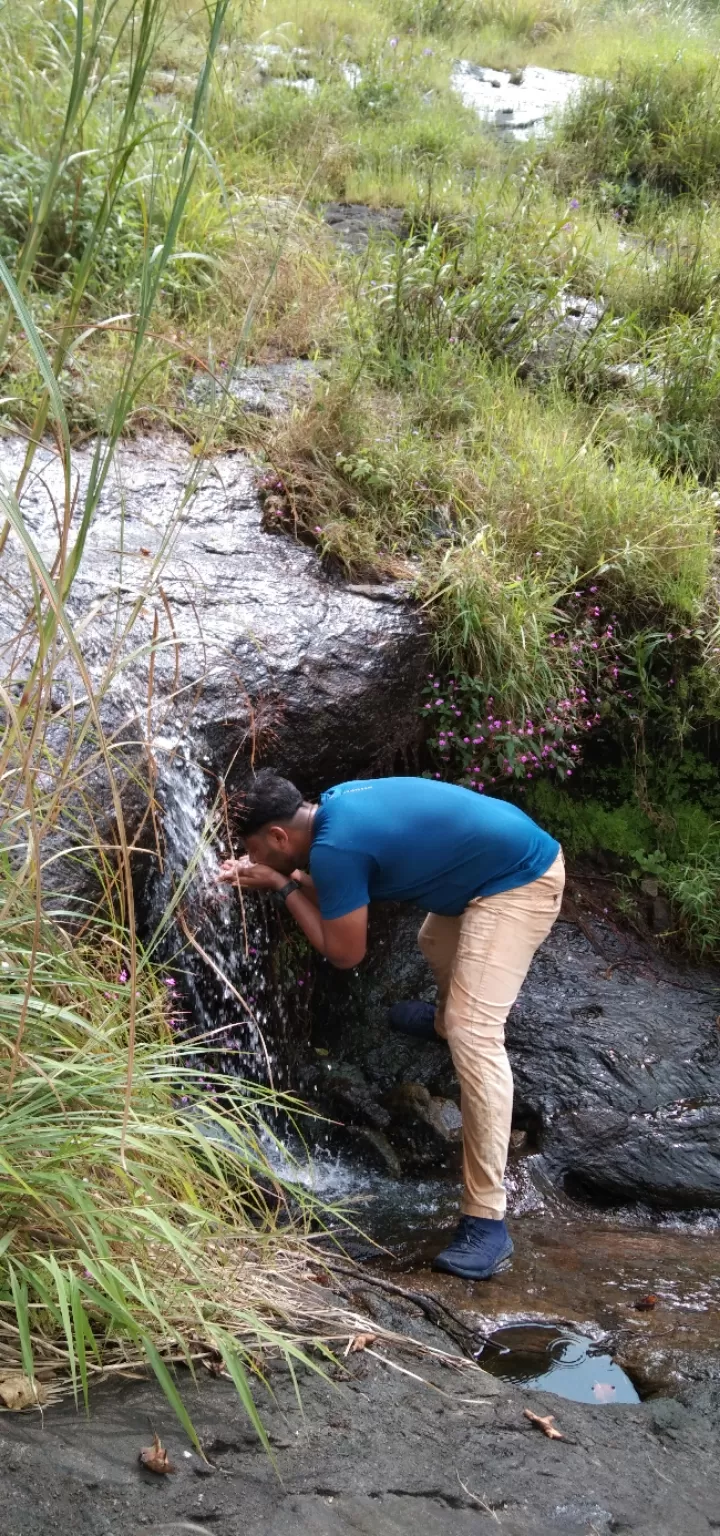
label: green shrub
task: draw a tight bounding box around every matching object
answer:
[636,302,720,479]
[0,147,146,291]
[528,757,720,953]
[556,59,720,200]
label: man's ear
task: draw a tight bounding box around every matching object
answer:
[267,824,290,851]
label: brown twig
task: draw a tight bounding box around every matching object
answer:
[328,1262,489,1358]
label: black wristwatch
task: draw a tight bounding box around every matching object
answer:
[272,878,301,908]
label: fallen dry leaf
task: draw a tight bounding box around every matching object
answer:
[0,1374,48,1411]
[634,1294,658,1312]
[345,1332,378,1356]
[524,1409,564,1440]
[592,1381,616,1402]
[139,1432,175,1474]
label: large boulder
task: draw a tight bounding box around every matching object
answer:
[0,431,428,843]
[311,910,720,1209]
[511,921,720,1208]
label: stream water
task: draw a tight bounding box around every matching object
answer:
[258,1132,720,1402]
[146,744,293,1084]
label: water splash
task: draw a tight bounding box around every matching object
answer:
[144,742,290,1084]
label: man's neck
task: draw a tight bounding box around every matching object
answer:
[294,801,318,856]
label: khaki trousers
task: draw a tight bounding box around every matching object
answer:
[418,851,565,1220]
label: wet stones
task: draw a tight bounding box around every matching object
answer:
[188,359,326,417]
[323,202,409,254]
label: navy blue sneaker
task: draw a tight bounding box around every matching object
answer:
[433,1216,514,1279]
[388,1000,438,1041]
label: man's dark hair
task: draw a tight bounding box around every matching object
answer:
[235,769,304,838]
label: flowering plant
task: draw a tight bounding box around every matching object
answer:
[424,593,622,791]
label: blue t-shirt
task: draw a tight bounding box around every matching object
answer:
[309,777,560,920]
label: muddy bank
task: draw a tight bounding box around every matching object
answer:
[1,1290,719,1536]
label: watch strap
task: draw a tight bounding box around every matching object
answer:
[274,878,301,906]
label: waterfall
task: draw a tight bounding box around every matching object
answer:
[144,741,296,1087]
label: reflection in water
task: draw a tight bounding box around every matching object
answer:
[477,1323,640,1404]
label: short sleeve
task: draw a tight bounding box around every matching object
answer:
[310,844,372,920]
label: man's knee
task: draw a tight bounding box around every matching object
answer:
[418,913,457,968]
[418,921,434,963]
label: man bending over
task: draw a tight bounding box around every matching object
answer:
[218,771,564,1280]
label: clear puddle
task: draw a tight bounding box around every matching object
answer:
[477,1323,640,1404]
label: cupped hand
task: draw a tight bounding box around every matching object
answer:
[216,856,282,891]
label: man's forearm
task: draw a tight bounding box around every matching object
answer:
[283,887,327,954]
[291,870,320,908]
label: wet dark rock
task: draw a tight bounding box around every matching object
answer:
[312,904,459,1172]
[313,910,720,1209]
[188,359,326,416]
[323,202,409,254]
[351,1126,403,1177]
[0,433,427,901]
[1,1331,719,1536]
[317,1060,392,1131]
[511,924,720,1208]
[384,1082,462,1143]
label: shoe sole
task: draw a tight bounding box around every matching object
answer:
[431,1241,514,1281]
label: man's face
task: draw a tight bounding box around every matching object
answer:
[244,825,297,876]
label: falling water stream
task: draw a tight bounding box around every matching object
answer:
[145,742,292,1085]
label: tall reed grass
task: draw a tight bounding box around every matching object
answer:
[0,0,360,1441]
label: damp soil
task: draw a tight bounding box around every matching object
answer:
[0,1157,718,1535]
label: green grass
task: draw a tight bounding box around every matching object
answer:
[0,900,338,1437]
[0,0,359,1438]
[262,283,714,716]
[555,59,720,199]
[529,756,720,953]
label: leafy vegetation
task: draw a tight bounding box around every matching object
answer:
[556,59,720,200]
[0,901,337,1441]
[529,750,720,954]
[0,0,358,1439]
